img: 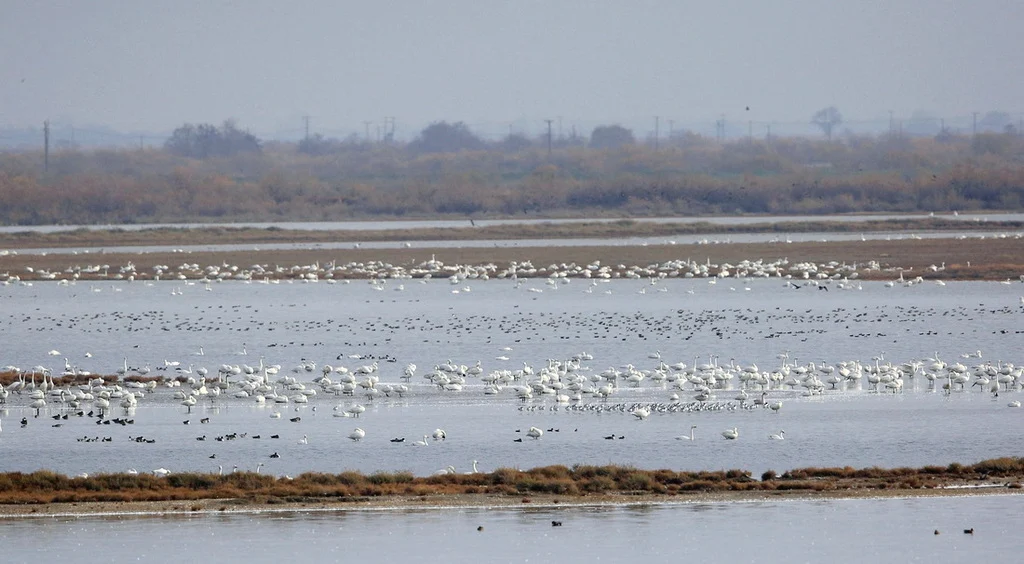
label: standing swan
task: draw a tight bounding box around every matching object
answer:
[526,427,544,439]
[675,425,697,441]
[722,427,739,440]
[348,428,365,442]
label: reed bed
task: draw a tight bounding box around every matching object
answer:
[0,459,1020,505]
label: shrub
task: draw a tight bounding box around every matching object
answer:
[618,472,655,491]
[972,457,1024,476]
[580,476,616,493]
[367,471,414,485]
[490,468,521,485]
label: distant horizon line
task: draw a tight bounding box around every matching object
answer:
[0,110,1020,148]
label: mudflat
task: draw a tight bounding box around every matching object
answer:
[1,232,1023,281]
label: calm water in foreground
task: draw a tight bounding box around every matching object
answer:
[1,495,1020,563]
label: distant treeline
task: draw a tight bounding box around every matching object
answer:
[0,120,1022,224]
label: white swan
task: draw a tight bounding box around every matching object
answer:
[434,465,456,475]
[432,428,447,441]
[769,430,786,440]
[348,428,365,442]
[298,434,308,444]
[465,460,480,474]
[526,426,543,439]
[152,468,170,477]
[675,425,697,441]
[632,406,651,420]
[412,435,430,446]
[722,427,739,440]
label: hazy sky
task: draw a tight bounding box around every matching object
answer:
[1,0,1022,138]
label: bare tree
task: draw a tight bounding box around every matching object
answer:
[811,106,843,141]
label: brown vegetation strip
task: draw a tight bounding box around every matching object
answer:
[0,458,1021,514]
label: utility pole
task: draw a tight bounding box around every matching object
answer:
[363,121,372,144]
[139,135,144,150]
[557,116,563,140]
[888,110,894,136]
[654,116,659,151]
[385,116,396,143]
[766,124,772,146]
[544,119,553,158]
[302,115,311,140]
[972,112,978,137]
[43,120,50,172]
[667,119,674,139]
[748,120,753,143]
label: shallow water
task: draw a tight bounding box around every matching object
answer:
[1,495,1020,563]
[3,211,1021,234]
[2,277,1023,562]
[1,279,1022,478]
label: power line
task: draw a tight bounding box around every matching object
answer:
[544,119,553,158]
